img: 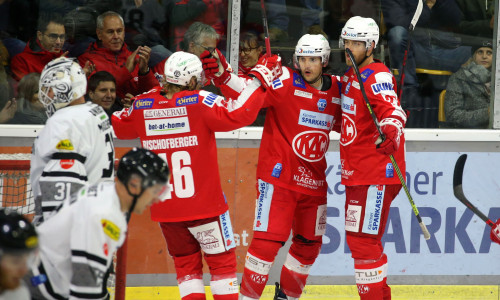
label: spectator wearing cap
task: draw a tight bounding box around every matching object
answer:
[78,11,157,99]
[10,14,66,81]
[444,41,493,128]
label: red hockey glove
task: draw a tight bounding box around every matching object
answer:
[373,117,403,155]
[200,48,231,85]
[490,219,500,245]
[247,54,283,89]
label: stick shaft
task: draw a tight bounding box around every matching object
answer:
[260,0,272,56]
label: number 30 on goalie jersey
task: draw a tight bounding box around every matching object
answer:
[30,103,115,222]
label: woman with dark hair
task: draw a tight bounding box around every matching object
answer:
[238,31,264,77]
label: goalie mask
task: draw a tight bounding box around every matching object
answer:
[164,51,204,87]
[293,34,331,69]
[39,57,87,117]
[339,16,379,51]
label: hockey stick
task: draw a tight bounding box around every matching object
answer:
[397,0,424,100]
[453,154,495,227]
[345,48,431,240]
[260,0,272,56]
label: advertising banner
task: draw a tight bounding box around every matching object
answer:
[312,152,500,276]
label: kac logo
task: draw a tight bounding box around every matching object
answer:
[292,131,329,162]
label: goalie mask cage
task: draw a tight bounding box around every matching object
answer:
[0,158,127,300]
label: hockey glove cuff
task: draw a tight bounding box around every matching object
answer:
[374,117,403,156]
[247,54,282,89]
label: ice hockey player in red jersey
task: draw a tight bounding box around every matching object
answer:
[339,16,407,300]
[112,51,282,300]
[202,34,342,300]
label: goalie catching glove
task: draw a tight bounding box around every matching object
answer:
[200,48,231,85]
[373,117,404,155]
[490,219,500,245]
[247,54,283,89]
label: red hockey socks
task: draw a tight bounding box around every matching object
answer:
[279,253,313,299]
[210,273,238,300]
[239,251,274,299]
[178,274,205,300]
[354,253,389,300]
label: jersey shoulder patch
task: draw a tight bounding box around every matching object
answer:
[199,90,223,108]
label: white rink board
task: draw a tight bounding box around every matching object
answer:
[312,152,500,276]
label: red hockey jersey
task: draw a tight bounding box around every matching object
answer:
[256,67,342,196]
[340,61,407,186]
[112,80,265,222]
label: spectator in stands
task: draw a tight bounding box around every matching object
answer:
[87,71,127,116]
[381,0,471,127]
[78,11,157,99]
[7,73,47,124]
[263,0,326,42]
[0,209,38,300]
[10,14,66,82]
[0,41,15,124]
[444,40,493,128]
[152,22,219,85]
[456,0,494,38]
[238,31,268,126]
[238,31,264,77]
[164,0,227,51]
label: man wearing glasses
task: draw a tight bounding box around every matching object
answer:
[152,22,221,88]
[10,14,66,81]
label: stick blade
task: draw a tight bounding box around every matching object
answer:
[453,154,467,197]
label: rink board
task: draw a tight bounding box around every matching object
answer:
[1,127,500,287]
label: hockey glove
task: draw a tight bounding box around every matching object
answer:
[490,219,500,245]
[374,117,403,155]
[247,54,283,89]
[200,48,231,85]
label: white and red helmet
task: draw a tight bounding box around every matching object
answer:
[293,34,331,68]
[164,51,204,86]
[340,16,380,51]
[39,57,87,117]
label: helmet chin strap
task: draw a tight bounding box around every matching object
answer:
[124,185,145,223]
[356,45,374,68]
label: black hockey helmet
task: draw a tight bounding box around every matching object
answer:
[0,210,38,256]
[117,147,170,193]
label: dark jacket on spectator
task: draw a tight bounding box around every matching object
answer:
[456,0,494,38]
[10,39,62,81]
[382,0,463,48]
[444,61,491,128]
[78,42,157,98]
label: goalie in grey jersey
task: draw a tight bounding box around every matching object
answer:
[30,57,115,224]
[25,148,170,300]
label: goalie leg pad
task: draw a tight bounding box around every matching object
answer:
[240,238,283,299]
